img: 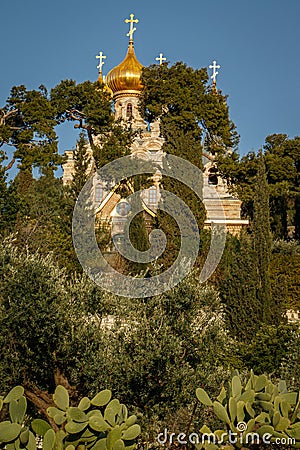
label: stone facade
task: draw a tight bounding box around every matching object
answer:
[202,156,248,235]
[62,37,248,236]
[62,103,248,236]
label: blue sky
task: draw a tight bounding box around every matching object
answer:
[1,0,300,171]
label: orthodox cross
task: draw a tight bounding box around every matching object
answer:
[125,13,139,40]
[209,60,221,84]
[96,52,107,72]
[156,53,167,65]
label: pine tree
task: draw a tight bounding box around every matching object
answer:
[140,62,238,268]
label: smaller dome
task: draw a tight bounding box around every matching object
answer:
[97,73,113,98]
[106,42,143,96]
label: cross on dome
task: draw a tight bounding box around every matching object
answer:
[125,13,139,41]
[209,60,221,84]
[96,52,107,72]
[156,53,167,65]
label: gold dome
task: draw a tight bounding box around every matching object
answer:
[106,41,143,96]
[97,72,113,98]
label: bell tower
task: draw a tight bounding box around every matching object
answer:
[105,14,145,128]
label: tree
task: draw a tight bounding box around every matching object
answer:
[270,239,300,312]
[140,62,238,165]
[264,134,300,239]
[0,240,233,438]
[0,239,110,411]
[241,324,297,375]
[217,133,300,238]
[252,153,272,323]
[69,132,91,200]
[64,275,233,439]
[0,85,62,177]
[219,232,261,343]
[140,62,238,268]
[50,79,113,149]
[0,150,11,233]
[0,79,137,272]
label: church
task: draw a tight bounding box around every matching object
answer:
[62,13,248,240]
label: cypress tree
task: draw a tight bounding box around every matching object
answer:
[253,153,272,323]
[70,132,91,200]
[219,233,260,343]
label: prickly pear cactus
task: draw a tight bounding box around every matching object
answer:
[0,385,141,450]
[0,386,36,450]
[195,371,300,449]
[41,385,140,450]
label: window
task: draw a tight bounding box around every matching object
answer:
[95,186,104,203]
[208,168,218,186]
[148,186,157,204]
[126,103,133,118]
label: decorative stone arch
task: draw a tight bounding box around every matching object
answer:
[131,149,150,161]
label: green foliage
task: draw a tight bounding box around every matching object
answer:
[240,324,297,375]
[0,85,62,174]
[0,236,234,439]
[0,68,299,447]
[219,159,287,347]
[67,277,232,440]
[270,240,300,311]
[264,134,300,238]
[5,171,80,273]
[140,62,238,164]
[217,133,300,238]
[93,121,135,169]
[280,328,300,392]
[69,132,91,200]
[0,239,113,396]
[50,80,113,136]
[196,371,300,449]
[0,241,71,392]
[126,175,151,275]
[219,232,260,343]
[0,151,9,233]
[252,154,272,323]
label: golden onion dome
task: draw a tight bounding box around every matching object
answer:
[97,72,113,98]
[106,41,143,96]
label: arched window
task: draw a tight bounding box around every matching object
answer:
[95,185,104,203]
[208,167,218,186]
[126,103,133,118]
[148,186,157,204]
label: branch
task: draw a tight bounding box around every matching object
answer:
[52,352,78,401]
[24,384,59,431]
[87,127,95,148]
[53,367,76,395]
[24,366,77,431]
[66,109,85,123]
[4,158,15,171]
[0,109,19,125]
